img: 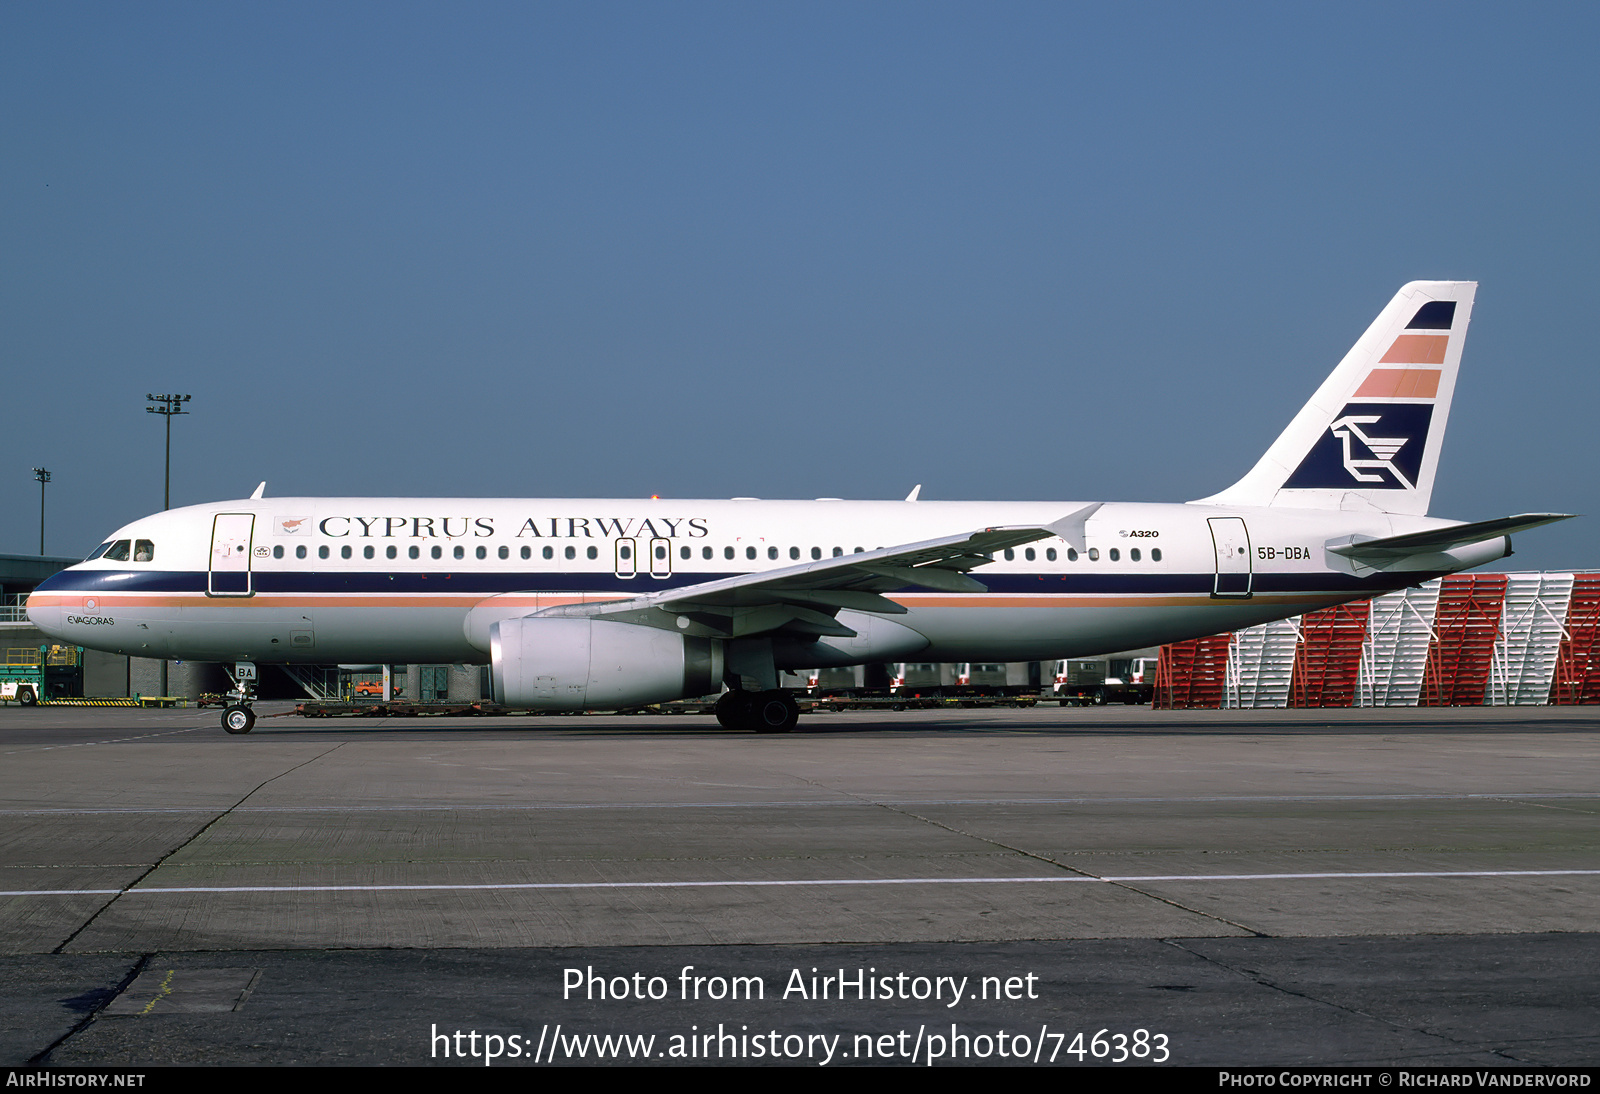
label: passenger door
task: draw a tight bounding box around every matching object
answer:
[1208,516,1253,598]
[209,513,255,596]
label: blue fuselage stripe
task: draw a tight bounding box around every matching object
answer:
[35,568,1437,598]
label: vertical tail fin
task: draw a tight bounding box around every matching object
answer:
[1194,280,1476,515]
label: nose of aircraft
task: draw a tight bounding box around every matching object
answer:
[25,572,68,641]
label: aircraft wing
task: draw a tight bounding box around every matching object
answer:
[530,519,1080,639]
[1326,513,1575,563]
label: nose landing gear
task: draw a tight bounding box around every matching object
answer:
[220,661,258,734]
[222,704,256,734]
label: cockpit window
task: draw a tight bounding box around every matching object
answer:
[102,540,131,562]
[133,540,155,562]
[86,542,114,561]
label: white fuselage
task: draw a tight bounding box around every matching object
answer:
[26,496,1503,668]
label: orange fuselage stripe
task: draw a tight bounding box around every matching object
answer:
[31,591,1347,611]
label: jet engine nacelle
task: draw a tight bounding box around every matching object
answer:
[490,616,723,712]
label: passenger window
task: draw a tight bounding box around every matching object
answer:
[1046,548,1057,561]
[319,545,329,560]
[656,544,667,560]
[1087,548,1099,561]
[103,540,131,561]
[432,545,443,560]
[134,540,155,561]
[297,545,307,559]
[409,546,420,560]
[476,546,487,560]
[386,546,397,559]
[1067,548,1078,561]
[1004,549,1014,561]
[811,547,822,560]
[341,546,352,560]
[586,546,597,560]
[1025,548,1035,561]
[619,545,631,560]
[790,546,800,560]
[564,546,575,560]
[1131,547,1141,562]
[854,547,863,554]
[498,546,509,560]
[701,546,712,560]
[767,546,778,560]
[273,545,284,560]
[1152,548,1162,562]
[521,546,531,560]
[543,546,553,560]
[450,545,462,560]
[746,546,757,560]
[1109,548,1120,561]
[681,546,691,560]
[832,547,843,557]
[364,546,375,560]
[724,546,735,560]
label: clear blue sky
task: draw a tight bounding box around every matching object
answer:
[3,2,1596,571]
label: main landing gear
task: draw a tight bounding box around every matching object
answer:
[714,689,800,733]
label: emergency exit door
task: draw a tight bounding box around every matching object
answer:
[649,538,671,578]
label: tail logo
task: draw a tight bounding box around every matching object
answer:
[1283,402,1433,491]
[1329,415,1413,487]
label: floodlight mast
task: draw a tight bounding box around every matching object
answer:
[144,394,190,698]
[145,393,191,512]
[31,468,50,555]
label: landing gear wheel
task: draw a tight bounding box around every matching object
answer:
[714,690,753,730]
[750,690,799,733]
[222,704,256,734]
[715,690,799,732]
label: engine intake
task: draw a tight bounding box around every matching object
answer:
[490,616,722,711]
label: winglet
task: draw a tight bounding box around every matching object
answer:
[250,482,266,500]
[1046,502,1103,551]
[905,484,921,502]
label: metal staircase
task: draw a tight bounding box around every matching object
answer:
[1154,634,1233,709]
[1225,617,1299,708]
[1358,584,1440,707]
[1420,574,1508,706]
[1489,572,1574,705]
[280,664,342,702]
[1552,573,1600,705]
[1290,601,1370,707]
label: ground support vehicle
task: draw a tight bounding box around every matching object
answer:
[1,645,83,705]
[1051,655,1158,705]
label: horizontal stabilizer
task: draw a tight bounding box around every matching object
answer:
[1326,513,1575,561]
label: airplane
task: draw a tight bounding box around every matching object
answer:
[26,281,1572,734]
